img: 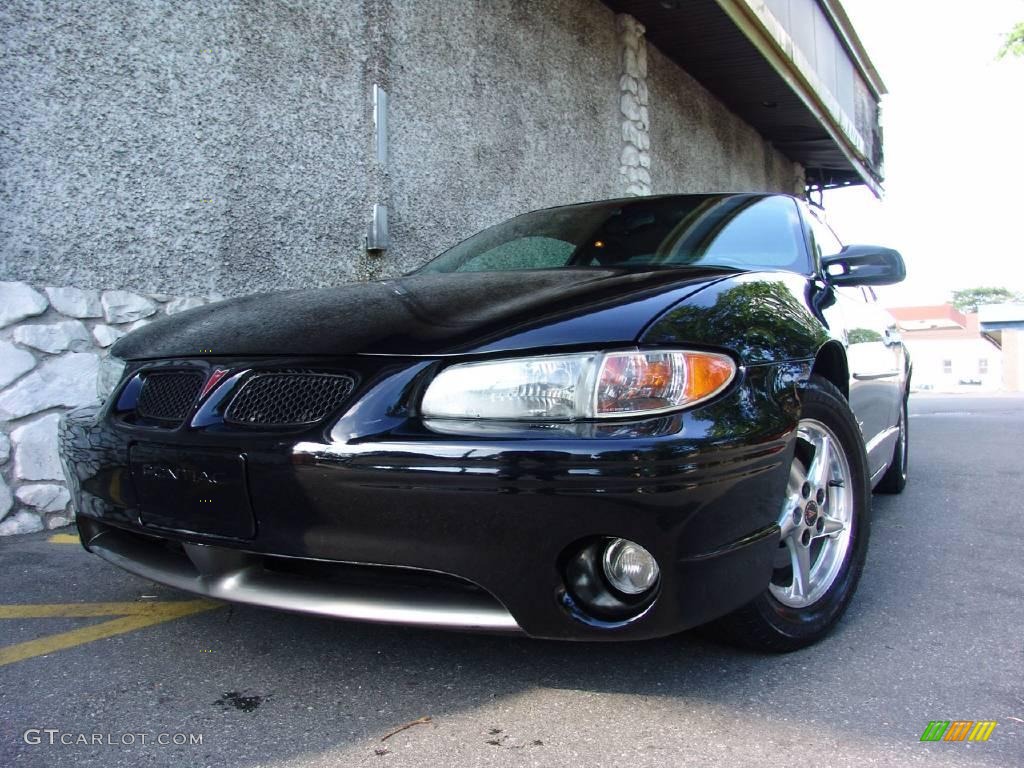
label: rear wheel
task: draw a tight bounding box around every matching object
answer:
[876,395,908,494]
[712,375,871,652]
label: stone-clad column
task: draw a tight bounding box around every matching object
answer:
[617,15,651,197]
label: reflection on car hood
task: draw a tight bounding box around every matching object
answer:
[111,268,738,359]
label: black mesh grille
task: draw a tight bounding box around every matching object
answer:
[224,372,356,426]
[136,372,204,422]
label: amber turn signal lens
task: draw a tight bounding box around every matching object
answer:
[684,353,735,402]
[595,350,735,416]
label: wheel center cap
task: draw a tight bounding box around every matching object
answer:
[804,500,819,525]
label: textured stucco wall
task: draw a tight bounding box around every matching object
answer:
[645,43,803,196]
[1,0,803,296]
[0,0,371,296]
[383,0,624,277]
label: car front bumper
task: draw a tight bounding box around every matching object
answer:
[59,358,803,641]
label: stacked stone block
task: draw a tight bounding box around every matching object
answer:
[0,281,212,534]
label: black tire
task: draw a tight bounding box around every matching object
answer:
[710,375,871,652]
[875,394,908,494]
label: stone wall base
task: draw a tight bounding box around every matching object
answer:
[0,281,216,535]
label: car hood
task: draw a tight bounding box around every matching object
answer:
[111,268,737,360]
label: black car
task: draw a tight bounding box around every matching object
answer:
[59,193,910,651]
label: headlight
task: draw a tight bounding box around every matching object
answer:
[421,349,735,420]
[97,354,127,400]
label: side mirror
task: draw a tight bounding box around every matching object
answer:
[822,245,906,287]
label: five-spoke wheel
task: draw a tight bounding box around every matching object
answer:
[713,375,871,652]
[770,419,853,608]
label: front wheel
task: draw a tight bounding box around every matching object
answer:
[712,375,871,652]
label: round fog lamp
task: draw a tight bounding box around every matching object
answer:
[602,538,659,595]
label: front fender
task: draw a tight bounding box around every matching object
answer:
[639,272,830,365]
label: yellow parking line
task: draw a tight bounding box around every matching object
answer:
[0,601,218,619]
[48,534,80,544]
[0,600,220,667]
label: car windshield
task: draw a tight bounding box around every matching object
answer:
[417,194,810,275]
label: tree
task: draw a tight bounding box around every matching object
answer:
[997,22,1024,59]
[951,287,1024,313]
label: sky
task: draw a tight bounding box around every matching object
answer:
[821,0,1024,308]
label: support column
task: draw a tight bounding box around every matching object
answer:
[616,15,651,197]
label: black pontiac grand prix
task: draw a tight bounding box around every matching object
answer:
[59,193,910,651]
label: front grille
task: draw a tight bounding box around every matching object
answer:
[136,371,204,422]
[224,372,356,426]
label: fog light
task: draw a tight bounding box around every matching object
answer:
[602,539,659,595]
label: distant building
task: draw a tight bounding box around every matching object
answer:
[978,304,1024,392]
[889,304,1024,392]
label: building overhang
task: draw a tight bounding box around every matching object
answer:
[978,304,1024,349]
[605,0,886,196]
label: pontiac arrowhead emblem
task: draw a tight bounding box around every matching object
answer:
[200,368,230,400]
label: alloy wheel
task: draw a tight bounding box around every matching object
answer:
[769,418,854,608]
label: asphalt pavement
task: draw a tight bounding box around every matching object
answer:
[1,393,1021,767]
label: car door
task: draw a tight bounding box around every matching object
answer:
[859,284,906,435]
[802,206,902,478]
[837,286,904,473]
